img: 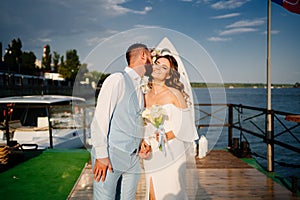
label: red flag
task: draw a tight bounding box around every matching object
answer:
[272,0,300,14]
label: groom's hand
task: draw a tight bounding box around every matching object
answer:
[139,140,151,159]
[93,157,113,182]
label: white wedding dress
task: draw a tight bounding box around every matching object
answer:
[143,104,199,200]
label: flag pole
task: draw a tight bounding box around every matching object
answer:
[266,0,274,172]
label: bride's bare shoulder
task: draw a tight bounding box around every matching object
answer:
[168,87,187,108]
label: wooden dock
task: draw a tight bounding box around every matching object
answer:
[68,150,299,200]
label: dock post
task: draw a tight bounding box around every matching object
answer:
[266,0,274,172]
[266,109,274,172]
[228,104,233,149]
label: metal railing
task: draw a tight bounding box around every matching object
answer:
[194,103,300,172]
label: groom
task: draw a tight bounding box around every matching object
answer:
[91,43,152,200]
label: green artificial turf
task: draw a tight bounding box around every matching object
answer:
[241,157,299,196]
[0,149,90,200]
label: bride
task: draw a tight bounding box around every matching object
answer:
[143,54,199,200]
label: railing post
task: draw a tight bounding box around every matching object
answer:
[291,176,298,194]
[47,106,53,149]
[4,106,10,146]
[228,104,233,149]
[82,105,87,148]
[266,109,274,172]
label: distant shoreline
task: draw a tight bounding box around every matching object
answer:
[0,82,298,98]
[191,82,297,88]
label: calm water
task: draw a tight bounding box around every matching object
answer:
[193,87,300,180]
[194,87,300,112]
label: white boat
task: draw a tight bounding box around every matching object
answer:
[0,95,88,149]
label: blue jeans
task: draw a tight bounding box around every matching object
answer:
[92,147,141,200]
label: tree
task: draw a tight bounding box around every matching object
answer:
[14,38,22,74]
[76,63,89,82]
[42,44,51,71]
[3,49,15,73]
[58,49,80,81]
[52,51,60,73]
[66,49,80,80]
[58,55,68,78]
[4,38,22,73]
[60,55,64,67]
[21,51,37,75]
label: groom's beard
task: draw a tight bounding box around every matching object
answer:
[144,64,153,77]
[144,59,153,77]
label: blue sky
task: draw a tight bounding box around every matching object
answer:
[0,0,299,84]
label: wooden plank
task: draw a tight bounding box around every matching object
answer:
[285,115,300,123]
[68,150,299,200]
[196,168,297,199]
[67,162,93,200]
[196,150,252,169]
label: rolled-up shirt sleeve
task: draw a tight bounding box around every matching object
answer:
[91,73,123,159]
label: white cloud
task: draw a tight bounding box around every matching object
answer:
[211,0,250,10]
[220,28,257,35]
[211,13,241,19]
[195,0,212,3]
[214,18,264,38]
[207,37,231,42]
[215,18,264,37]
[100,0,152,16]
[38,38,52,43]
[226,19,265,28]
[42,0,152,17]
[135,6,152,14]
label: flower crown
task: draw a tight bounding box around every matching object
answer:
[150,48,172,62]
[150,48,161,62]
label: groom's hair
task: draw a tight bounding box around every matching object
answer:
[126,43,148,65]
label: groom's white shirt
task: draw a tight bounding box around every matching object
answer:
[91,67,143,159]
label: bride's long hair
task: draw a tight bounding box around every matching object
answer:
[152,55,190,103]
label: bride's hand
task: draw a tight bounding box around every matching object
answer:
[155,131,175,141]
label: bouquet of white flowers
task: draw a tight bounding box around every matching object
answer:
[142,105,168,155]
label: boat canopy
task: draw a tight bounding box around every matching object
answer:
[0,95,85,104]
